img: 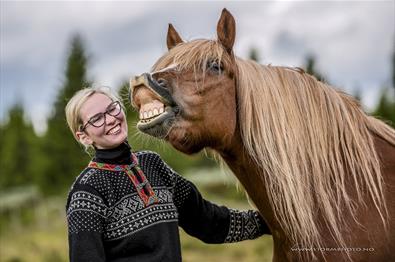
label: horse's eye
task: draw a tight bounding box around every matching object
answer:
[207,61,222,74]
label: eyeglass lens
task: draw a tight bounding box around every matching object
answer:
[88,101,121,128]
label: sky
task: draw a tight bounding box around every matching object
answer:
[1,0,394,134]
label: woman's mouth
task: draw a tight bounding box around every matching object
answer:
[107,124,121,135]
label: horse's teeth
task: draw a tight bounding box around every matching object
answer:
[140,104,166,122]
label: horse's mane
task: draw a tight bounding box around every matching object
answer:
[152,40,233,77]
[152,39,395,255]
[237,59,395,252]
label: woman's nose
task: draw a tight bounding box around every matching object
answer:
[105,113,117,125]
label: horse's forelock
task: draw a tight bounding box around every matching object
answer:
[152,39,234,74]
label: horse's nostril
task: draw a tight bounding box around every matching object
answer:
[157,78,168,88]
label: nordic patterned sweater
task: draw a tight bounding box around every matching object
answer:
[66,142,269,262]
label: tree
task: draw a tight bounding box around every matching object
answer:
[373,88,395,128]
[392,39,395,92]
[41,35,90,194]
[373,40,395,127]
[248,47,260,62]
[0,103,39,188]
[304,54,326,83]
[352,86,362,102]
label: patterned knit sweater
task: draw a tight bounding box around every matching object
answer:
[66,142,269,262]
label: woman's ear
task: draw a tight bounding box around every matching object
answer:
[76,131,93,146]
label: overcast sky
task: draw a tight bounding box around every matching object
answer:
[1,0,394,134]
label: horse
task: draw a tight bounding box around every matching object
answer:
[129,9,395,261]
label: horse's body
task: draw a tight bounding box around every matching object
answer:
[222,132,395,261]
[130,9,395,261]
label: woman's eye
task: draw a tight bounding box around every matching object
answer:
[108,106,116,113]
[91,115,103,124]
[91,116,101,123]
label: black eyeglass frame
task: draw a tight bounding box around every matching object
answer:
[80,101,122,131]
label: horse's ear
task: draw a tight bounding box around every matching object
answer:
[217,8,236,54]
[167,23,183,50]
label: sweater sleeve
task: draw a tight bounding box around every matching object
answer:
[154,154,270,244]
[174,175,269,243]
[66,183,107,262]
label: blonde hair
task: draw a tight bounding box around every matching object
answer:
[65,86,122,151]
[237,61,394,258]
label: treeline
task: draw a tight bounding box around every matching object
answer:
[1,35,394,195]
[303,53,395,125]
[0,35,214,195]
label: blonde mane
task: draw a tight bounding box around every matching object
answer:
[152,39,233,76]
[237,58,395,253]
[152,39,395,257]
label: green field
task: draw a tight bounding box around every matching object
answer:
[0,168,273,262]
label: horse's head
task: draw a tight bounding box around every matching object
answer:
[130,9,238,154]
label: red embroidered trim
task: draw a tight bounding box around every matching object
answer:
[88,153,158,207]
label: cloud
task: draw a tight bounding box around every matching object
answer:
[1,1,394,134]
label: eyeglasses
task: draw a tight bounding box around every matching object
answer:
[80,101,122,131]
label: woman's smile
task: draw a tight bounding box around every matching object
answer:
[107,123,121,135]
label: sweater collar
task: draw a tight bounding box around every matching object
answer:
[94,141,132,165]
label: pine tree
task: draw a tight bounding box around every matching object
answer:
[391,40,395,119]
[392,40,395,92]
[352,87,362,102]
[248,47,260,62]
[0,103,39,188]
[41,35,90,194]
[304,54,326,83]
[373,88,395,128]
[373,40,395,127]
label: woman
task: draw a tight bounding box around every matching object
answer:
[65,86,269,261]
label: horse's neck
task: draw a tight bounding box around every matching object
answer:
[219,131,395,241]
[218,132,281,231]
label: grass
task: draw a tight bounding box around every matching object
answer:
[0,168,273,261]
[0,214,68,262]
[180,232,273,262]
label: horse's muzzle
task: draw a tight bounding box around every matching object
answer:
[130,73,176,108]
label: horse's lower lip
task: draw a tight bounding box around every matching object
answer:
[136,107,177,137]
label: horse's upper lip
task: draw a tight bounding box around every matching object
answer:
[131,73,176,108]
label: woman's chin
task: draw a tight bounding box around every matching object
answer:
[101,132,128,148]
